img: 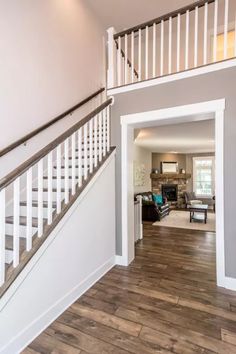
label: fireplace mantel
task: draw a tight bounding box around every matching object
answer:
[150,173,191,180]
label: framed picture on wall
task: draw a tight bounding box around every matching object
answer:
[161,161,178,174]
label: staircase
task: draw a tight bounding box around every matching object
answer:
[0,97,113,298]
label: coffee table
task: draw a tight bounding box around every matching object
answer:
[189,204,208,224]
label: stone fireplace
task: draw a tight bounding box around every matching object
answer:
[162,184,178,202]
[151,172,191,208]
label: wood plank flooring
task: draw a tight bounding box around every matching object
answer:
[23,223,236,354]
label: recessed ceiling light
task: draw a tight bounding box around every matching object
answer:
[168,151,178,154]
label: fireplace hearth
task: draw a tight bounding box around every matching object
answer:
[162,184,178,202]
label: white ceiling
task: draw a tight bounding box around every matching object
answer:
[86,0,194,32]
[135,119,215,153]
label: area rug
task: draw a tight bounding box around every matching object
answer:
[153,210,215,232]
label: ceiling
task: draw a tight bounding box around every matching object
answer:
[86,0,194,32]
[135,119,215,153]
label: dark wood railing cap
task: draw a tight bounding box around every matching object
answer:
[0,98,112,191]
[0,88,105,159]
[114,0,215,39]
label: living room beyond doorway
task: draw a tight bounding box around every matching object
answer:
[121,99,225,287]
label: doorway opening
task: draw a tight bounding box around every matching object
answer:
[121,99,225,288]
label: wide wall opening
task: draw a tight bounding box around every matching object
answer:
[121,99,225,288]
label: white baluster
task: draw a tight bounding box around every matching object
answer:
[138,28,142,81]
[168,17,172,74]
[47,152,53,225]
[177,13,181,72]
[56,144,62,214]
[71,133,76,195]
[0,189,6,285]
[102,110,106,157]
[84,124,88,179]
[194,6,199,67]
[118,36,122,86]
[160,20,164,76]
[224,0,229,60]
[94,115,98,168]
[203,2,208,65]
[131,31,134,83]
[124,34,128,84]
[145,26,149,79]
[13,178,20,267]
[89,119,93,174]
[64,138,69,202]
[26,168,32,251]
[37,159,43,237]
[106,106,110,153]
[153,23,156,78]
[213,0,218,62]
[78,128,82,187]
[234,14,236,57]
[185,10,189,70]
[122,56,125,84]
[99,112,102,162]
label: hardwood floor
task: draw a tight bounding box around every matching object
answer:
[23,223,236,354]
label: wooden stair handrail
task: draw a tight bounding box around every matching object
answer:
[0,87,105,158]
[0,98,112,191]
[114,0,215,39]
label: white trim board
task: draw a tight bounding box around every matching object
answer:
[0,150,116,312]
[108,58,236,95]
[0,150,117,354]
[120,99,236,291]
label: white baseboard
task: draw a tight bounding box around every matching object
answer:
[223,276,236,291]
[115,255,128,266]
[1,256,115,354]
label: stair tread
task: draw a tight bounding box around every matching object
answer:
[20,200,57,208]
[67,156,96,160]
[43,176,79,180]
[5,234,26,251]
[54,165,92,169]
[32,188,72,192]
[5,216,46,227]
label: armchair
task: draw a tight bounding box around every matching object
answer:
[183,192,202,207]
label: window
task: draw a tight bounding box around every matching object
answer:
[193,157,215,197]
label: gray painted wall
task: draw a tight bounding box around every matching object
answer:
[111,66,236,278]
[152,153,186,172]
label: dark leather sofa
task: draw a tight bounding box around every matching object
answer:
[135,191,170,222]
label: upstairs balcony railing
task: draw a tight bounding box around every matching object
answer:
[107,0,236,89]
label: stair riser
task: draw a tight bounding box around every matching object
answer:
[5,249,13,264]
[52,168,90,177]
[5,224,37,238]
[32,191,61,202]
[19,206,56,219]
[41,179,81,189]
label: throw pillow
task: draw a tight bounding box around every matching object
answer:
[153,194,163,205]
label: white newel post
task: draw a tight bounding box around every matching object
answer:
[107,27,116,89]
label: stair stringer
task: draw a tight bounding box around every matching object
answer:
[0,149,116,354]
